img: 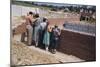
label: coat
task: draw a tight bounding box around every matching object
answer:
[43,31,50,46]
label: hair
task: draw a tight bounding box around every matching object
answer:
[34,13,39,18]
[43,18,47,22]
[29,11,33,15]
[54,25,58,28]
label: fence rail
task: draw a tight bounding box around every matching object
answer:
[64,22,96,35]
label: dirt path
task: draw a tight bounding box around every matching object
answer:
[11,35,84,66]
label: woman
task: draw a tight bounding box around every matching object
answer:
[39,18,48,46]
[43,25,51,51]
[32,14,41,47]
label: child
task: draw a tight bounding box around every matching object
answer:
[51,25,61,54]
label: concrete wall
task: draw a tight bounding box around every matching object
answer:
[57,30,96,61]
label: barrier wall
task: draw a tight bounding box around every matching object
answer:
[57,30,96,61]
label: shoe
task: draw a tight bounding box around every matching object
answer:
[27,43,31,46]
[46,47,48,51]
[54,49,56,52]
[35,43,38,47]
[51,49,56,54]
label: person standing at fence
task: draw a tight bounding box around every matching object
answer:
[32,14,42,47]
[51,25,61,54]
[21,11,34,46]
[43,25,51,51]
[39,18,48,47]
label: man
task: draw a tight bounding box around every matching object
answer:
[21,11,34,46]
[51,25,61,54]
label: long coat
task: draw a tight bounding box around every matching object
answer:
[32,18,41,43]
[43,31,50,46]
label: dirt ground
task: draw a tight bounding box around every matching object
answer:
[11,39,59,66]
[11,35,84,66]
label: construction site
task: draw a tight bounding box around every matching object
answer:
[11,1,96,66]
